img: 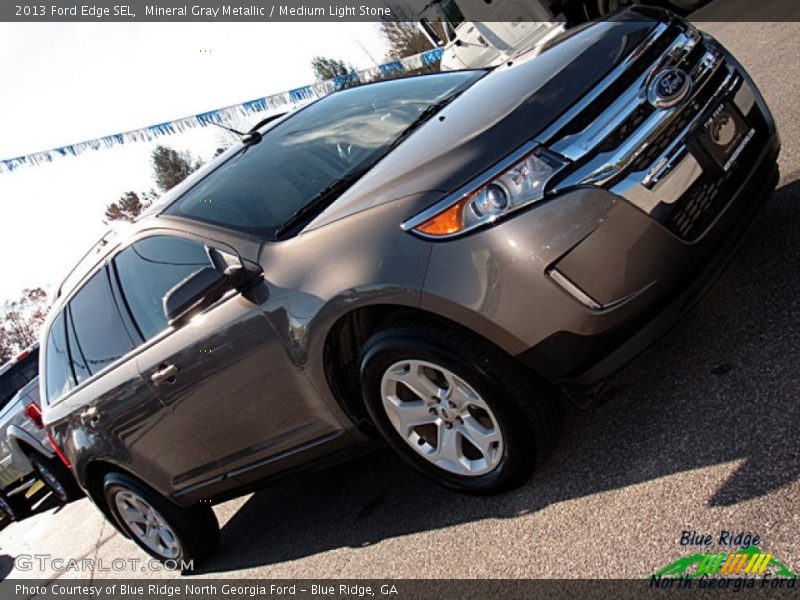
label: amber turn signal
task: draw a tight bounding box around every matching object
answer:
[415,196,471,237]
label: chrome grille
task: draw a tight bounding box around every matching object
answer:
[540,21,766,243]
[552,21,680,141]
[627,65,729,174]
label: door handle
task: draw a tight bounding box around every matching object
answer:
[80,406,100,425]
[151,364,179,386]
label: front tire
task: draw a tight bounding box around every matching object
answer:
[29,454,83,503]
[359,324,565,494]
[103,472,219,567]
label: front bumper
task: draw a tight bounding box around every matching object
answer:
[422,37,780,401]
[522,140,779,396]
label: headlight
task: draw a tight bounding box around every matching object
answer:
[404,145,568,238]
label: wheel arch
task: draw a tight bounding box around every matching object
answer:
[5,426,53,473]
[81,458,168,538]
[321,303,534,435]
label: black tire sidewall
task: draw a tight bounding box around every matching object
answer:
[360,333,536,494]
[30,455,70,503]
[0,495,20,521]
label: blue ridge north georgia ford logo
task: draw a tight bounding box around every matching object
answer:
[648,68,693,108]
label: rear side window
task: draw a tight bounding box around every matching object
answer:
[114,236,211,341]
[44,313,74,402]
[68,269,135,376]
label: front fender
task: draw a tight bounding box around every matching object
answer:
[258,194,437,427]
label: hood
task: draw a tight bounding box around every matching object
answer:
[308,8,668,231]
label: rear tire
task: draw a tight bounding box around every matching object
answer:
[359,323,565,494]
[0,492,29,522]
[30,454,83,503]
[103,472,219,568]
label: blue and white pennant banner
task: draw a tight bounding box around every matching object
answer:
[0,48,444,174]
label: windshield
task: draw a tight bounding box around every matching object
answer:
[164,71,483,238]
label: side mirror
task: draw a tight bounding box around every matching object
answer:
[207,247,263,290]
[163,268,230,328]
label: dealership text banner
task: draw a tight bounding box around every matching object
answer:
[4,0,800,22]
[9,579,798,599]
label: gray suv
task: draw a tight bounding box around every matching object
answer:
[40,8,779,566]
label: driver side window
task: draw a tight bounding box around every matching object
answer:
[113,236,211,341]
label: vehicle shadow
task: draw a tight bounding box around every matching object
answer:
[0,485,65,532]
[199,176,800,575]
[0,554,14,581]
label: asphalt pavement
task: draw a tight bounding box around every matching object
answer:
[1,11,799,581]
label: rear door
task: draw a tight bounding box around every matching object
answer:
[111,233,340,492]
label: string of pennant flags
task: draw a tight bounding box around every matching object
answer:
[0,48,444,175]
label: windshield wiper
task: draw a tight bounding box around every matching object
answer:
[387,95,458,152]
[275,95,461,239]
[275,166,372,239]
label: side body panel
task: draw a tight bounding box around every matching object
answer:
[0,394,31,488]
[0,379,51,489]
[44,226,355,504]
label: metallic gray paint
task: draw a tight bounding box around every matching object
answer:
[39,8,779,512]
[307,17,661,231]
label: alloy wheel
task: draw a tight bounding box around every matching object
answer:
[114,490,180,559]
[380,359,504,477]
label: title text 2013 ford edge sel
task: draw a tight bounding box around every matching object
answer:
[40,8,779,565]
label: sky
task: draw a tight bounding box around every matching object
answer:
[0,22,389,302]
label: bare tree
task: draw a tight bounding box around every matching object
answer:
[378,0,441,70]
[380,21,438,60]
[0,338,11,364]
[0,287,49,357]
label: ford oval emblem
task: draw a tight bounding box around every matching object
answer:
[648,68,692,109]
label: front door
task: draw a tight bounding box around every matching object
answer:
[111,233,338,492]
